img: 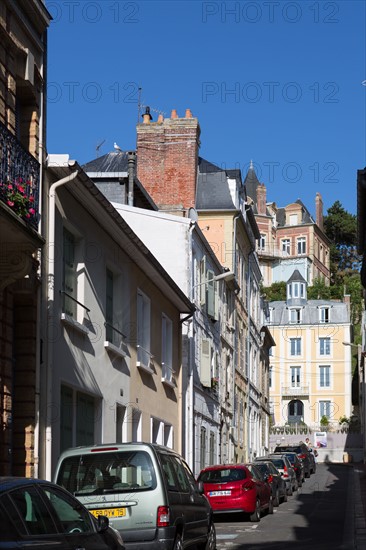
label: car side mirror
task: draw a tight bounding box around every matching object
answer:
[97,515,109,533]
[197,480,205,494]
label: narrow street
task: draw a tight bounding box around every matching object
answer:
[214,463,356,549]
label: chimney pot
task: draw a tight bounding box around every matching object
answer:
[171,109,178,119]
[185,108,192,118]
[157,114,164,123]
[142,106,152,124]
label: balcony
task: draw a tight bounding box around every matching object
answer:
[257,245,286,259]
[0,121,40,229]
[281,385,310,399]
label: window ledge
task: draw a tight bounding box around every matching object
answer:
[104,341,127,358]
[162,377,176,389]
[61,313,89,335]
[136,362,154,375]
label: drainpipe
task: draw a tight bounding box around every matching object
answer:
[187,221,195,471]
[246,251,253,462]
[231,214,240,463]
[45,165,79,480]
[127,151,136,207]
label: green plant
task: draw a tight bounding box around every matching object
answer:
[320,415,329,427]
[0,179,36,220]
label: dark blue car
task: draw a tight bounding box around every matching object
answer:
[0,477,125,549]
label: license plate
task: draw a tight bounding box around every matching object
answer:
[209,490,231,496]
[90,507,126,518]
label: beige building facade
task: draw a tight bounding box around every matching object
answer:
[268,270,352,429]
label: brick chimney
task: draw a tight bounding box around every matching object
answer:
[136,107,201,212]
[256,183,267,215]
[315,192,324,230]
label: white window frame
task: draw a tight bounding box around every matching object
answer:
[319,337,331,356]
[137,290,152,373]
[290,366,301,388]
[282,238,291,255]
[319,400,331,420]
[290,337,301,356]
[319,307,330,323]
[297,237,306,255]
[319,365,331,389]
[289,308,302,324]
[161,313,175,387]
[289,214,298,225]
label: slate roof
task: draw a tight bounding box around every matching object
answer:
[244,166,261,208]
[287,269,307,283]
[196,156,239,210]
[276,199,315,227]
[268,299,349,325]
[83,151,129,173]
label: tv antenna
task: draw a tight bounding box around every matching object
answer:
[96,139,105,157]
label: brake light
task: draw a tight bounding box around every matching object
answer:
[298,454,306,459]
[268,475,273,483]
[157,506,170,527]
[242,482,253,492]
[282,466,289,478]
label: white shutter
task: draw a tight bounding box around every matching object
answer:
[207,269,215,318]
[200,256,206,306]
[200,339,211,387]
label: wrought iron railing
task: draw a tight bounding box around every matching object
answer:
[0,120,40,228]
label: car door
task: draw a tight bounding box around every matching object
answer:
[2,484,66,549]
[40,484,112,550]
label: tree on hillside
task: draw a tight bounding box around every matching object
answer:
[323,200,360,276]
[261,281,286,302]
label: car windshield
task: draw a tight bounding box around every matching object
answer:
[57,450,157,495]
[199,468,246,483]
[270,459,284,469]
[255,464,269,475]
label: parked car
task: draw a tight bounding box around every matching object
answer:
[273,442,312,477]
[54,442,216,550]
[197,463,273,522]
[272,451,304,486]
[0,476,125,549]
[253,459,288,506]
[267,455,297,495]
[308,448,317,474]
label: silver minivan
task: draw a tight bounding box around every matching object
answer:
[54,442,216,550]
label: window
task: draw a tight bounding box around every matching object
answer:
[200,427,206,470]
[269,308,274,323]
[319,337,331,356]
[290,338,301,356]
[43,486,93,534]
[162,314,173,383]
[60,386,95,452]
[269,366,273,388]
[319,307,330,323]
[259,234,266,250]
[63,228,77,317]
[289,214,298,225]
[297,237,306,255]
[206,268,218,320]
[200,338,213,387]
[209,432,215,465]
[319,366,331,388]
[289,308,301,323]
[137,290,152,370]
[282,239,291,255]
[290,366,301,388]
[105,268,124,349]
[9,486,56,536]
[319,400,331,419]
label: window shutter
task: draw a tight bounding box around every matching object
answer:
[207,269,215,318]
[200,339,211,387]
[200,256,206,306]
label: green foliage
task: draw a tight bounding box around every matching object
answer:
[320,415,329,428]
[307,278,331,300]
[261,281,286,302]
[323,200,361,274]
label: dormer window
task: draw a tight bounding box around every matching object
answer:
[319,307,330,323]
[289,214,298,225]
[287,282,306,300]
[289,308,302,324]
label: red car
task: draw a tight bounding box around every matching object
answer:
[197,463,273,522]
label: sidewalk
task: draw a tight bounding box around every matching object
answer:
[353,462,366,549]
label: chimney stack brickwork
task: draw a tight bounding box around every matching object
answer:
[136,110,200,211]
[256,183,267,215]
[315,192,324,230]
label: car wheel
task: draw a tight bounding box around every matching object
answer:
[273,488,280,507]
[249,499,261,522]
[305,470,310,478]
[287,484,293,496]
[201,522,216,550]
[268,495,274,515]
[282,491,288,503]
[173,533,183,550]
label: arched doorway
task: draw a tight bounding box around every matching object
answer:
[288,400,304,424]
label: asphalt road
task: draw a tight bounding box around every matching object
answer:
[213,463,355,550]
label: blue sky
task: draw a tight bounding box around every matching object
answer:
[46,1,365,215]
